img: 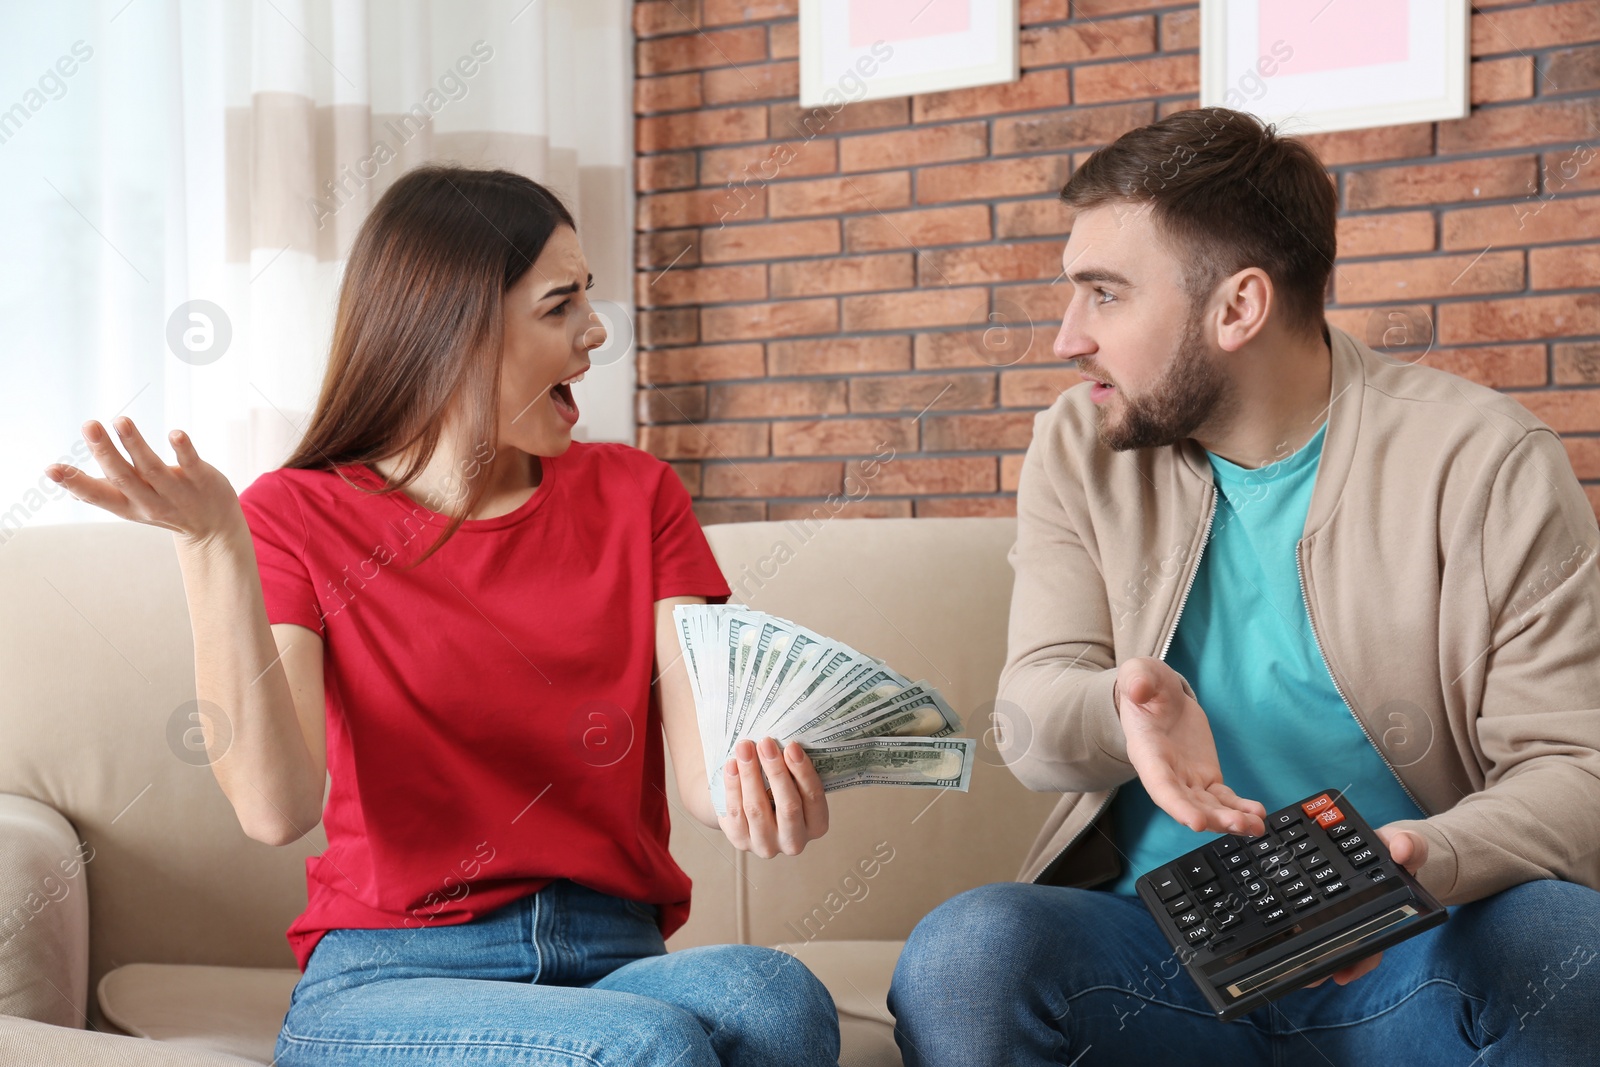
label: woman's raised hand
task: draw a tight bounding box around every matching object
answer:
[45,418,242,550]
[718,736,830,859]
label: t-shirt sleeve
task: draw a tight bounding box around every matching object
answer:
[237,472,326,636]
[649,460,732,605]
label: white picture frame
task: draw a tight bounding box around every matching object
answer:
[1200,0,1470,135]
[799,0,1019,108]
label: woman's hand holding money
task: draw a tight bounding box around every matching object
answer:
[719,736,830,857]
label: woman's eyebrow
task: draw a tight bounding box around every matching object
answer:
[539,272,594,301]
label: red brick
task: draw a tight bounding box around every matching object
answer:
[1512,391,1600,433]
[637,384,707,424]
[1001,455,1026,493]
[634,1,702,38]
[771,253,915,297]
[704,460,843,498]
[1336,212,1435,258]
[1001,367,1084,406]
[997,200,1074,239]
[844,456,996,495]
[918,156,1073,204]
[701,298,838,341]
[1323,305,1428,341]
[1546,44,1600,96]
[1425,345,1548,389]
[849,372,995,413]
[703,61,799,105]
[771,417,919,456]
[694,500,767,524]
[915,497,1018,518]
[992,103,1153,155]
[769,171,911,218]
[841,286,991,331]
[769,98,908,139]
[636,73,702,114]
[638,422,769,459]
[768,498,913,521]
[1073,55,1198,105]
[1472,57,1535,104]
[844,205,992,252]
[636,230,699,271]
[1075,0,1178,13]
[1437,99,1600,155]
[1530,243,1600,289]
[913,69,1071,123]
[1443,194,1600,250]
[703,0,797,24]
[1556,342,1600,384]
[637,263,767,308]
[701,219,839,263]
[670,461,702,496]
[701,137,837,185]
[1438,294,1600,345]
[922,411,1038,451]
[1471,2,1600,56]
[638,308,699,347]
[1541,147,1600,195]
[636,27,768,76]
[1345,157,1536,211]
[768,337,912,376]
[839,122,989,173]
[1000,281,1069,326]
[639,186,767,229]
[1020,16,1156,66]
[637,106,766,152]
[1159,10,1198,51]
[1564,437,1600,479]
[768,21,798,60]
[636,154,698,192]
[1295,124,1433,167]
[709,380,847,419]
[919,243,1064,286]
[916,329,1055,370]
[638,343,765,385]
[1020,0,1069,22]
[1333,251,1524,304]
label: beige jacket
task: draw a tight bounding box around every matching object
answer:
[1001,324,1600,905]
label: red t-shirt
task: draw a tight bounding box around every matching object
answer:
[236,441,731,972]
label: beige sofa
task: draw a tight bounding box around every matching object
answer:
[0,516,1061,1065]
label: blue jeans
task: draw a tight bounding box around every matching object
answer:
[274,878,841,1066]
[888,879,1599,1066]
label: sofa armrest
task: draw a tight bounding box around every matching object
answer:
[0,793,92,1027]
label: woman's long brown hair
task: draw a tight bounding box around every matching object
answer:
[282,165,575,567]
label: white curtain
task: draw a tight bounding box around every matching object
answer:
[0,0,635,537]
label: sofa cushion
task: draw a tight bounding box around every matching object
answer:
[0,1012,262,1066]
[776,939,904,1067]
[97,965,297,1065]
[0,794,91,1028]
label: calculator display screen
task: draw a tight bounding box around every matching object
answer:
[1200,879,1395,976]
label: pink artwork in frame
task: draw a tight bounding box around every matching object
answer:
[1258,0,1409,77]
[849,0,971,48]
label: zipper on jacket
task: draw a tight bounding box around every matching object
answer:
[1029,488,1217,884]
[1295,545,1429,817]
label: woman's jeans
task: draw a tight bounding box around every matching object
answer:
[274,879,841,1066]
[889,878,1599,1066]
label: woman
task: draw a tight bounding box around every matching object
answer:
[44,166,842,1066]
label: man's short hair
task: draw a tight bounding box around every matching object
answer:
[1060,107,1337,339]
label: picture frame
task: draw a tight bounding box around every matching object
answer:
[1199,0,1470,135]
[798,0,1019,108]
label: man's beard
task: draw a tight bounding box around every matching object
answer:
[1094,309,1230,452]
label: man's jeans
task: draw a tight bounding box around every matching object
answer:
[889,879,1598,1066]
[275,878,841,1066]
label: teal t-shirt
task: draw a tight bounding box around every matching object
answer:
[1106,421,1424,895]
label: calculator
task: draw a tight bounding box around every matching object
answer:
[1135,789,1448,1021]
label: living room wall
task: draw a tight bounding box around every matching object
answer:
[632,0,1600,525]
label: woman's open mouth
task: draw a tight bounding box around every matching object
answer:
[551,368,586,425]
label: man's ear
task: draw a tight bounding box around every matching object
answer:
[1214,267,1273,352]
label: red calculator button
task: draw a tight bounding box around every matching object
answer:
[1315,806,1344,827]
[1301,793,1334,818]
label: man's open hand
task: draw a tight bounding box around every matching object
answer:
[1116,657,1267,837]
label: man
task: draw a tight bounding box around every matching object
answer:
[888,107,1600,1065]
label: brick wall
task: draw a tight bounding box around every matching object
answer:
[632,0,1600,525]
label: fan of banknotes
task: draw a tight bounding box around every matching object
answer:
[673,603,976,816]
